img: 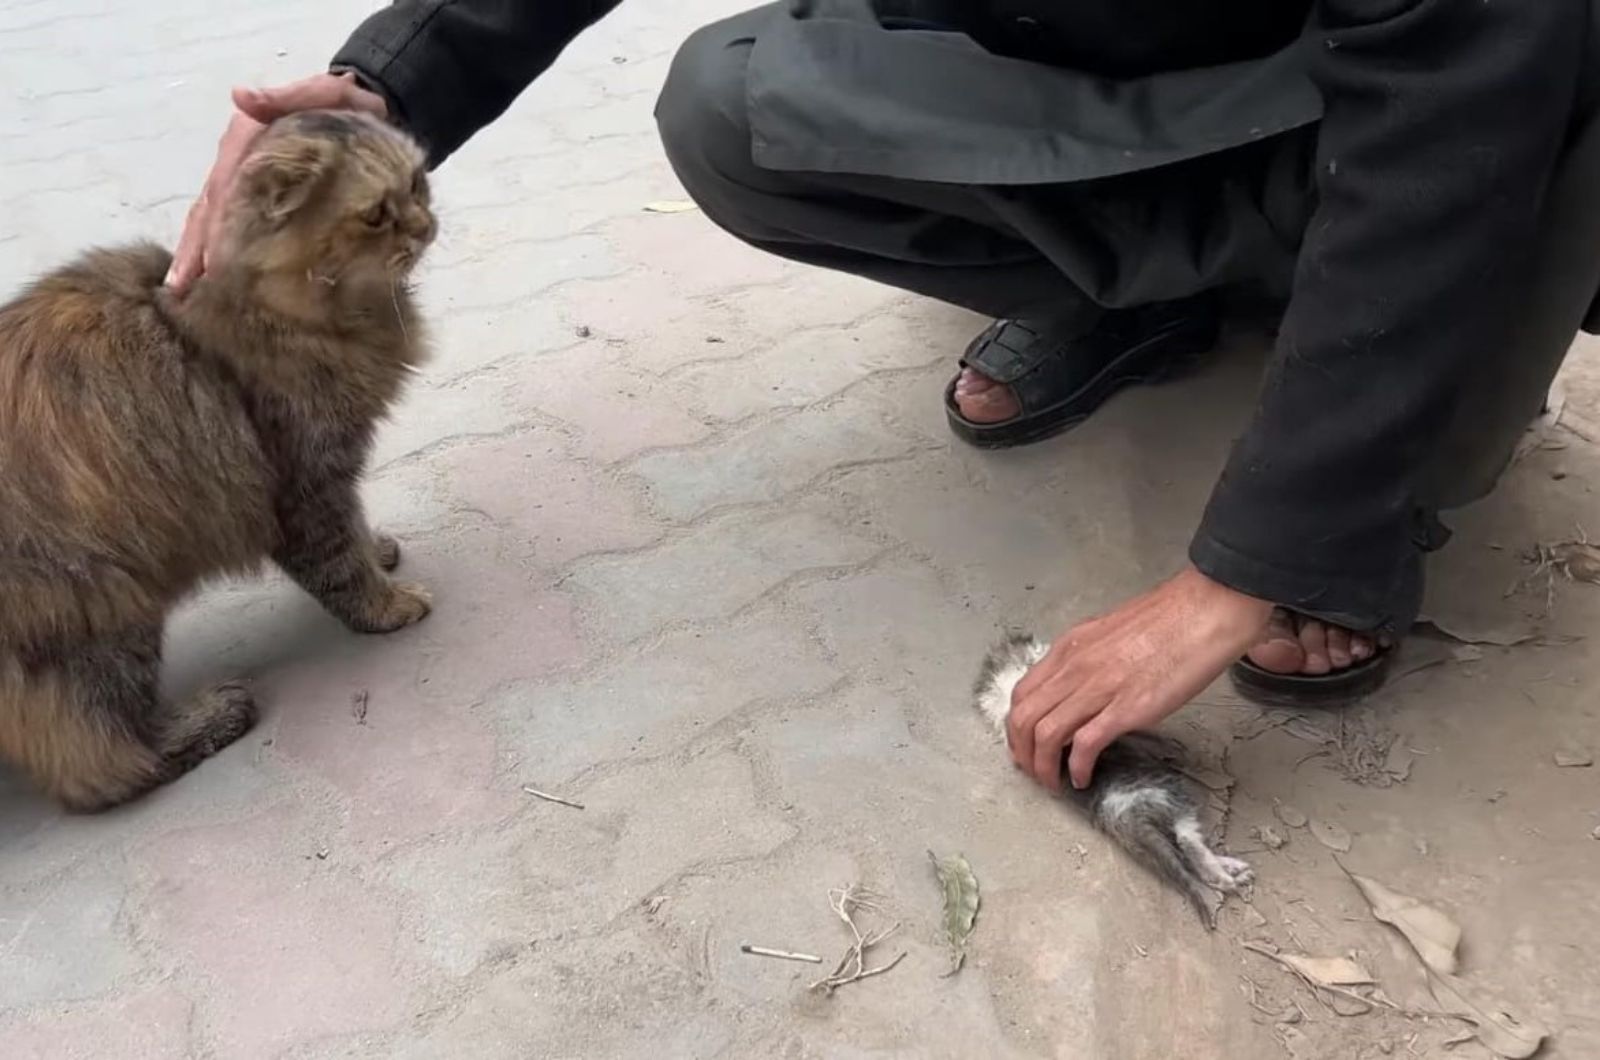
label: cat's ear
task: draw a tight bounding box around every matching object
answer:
[243,140,337,224]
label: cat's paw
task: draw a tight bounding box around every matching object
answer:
[356,580,432,633]
[373,533,401,572]
[187,681,260,756]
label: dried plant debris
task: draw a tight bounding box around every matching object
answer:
[642,200,700,214]
[1309,818,1353,853]
[812,885,905,994]
[350,689,369,725]
[1533,538,1600,585]
[1253,825,1288,850]
[929,851,980,975]
[1280,709,1414,788]
[1274,802,1310,829]
[1427,974,1549,1059]
[1345,872,1459,976]
[1415,617,1536,649]
[741,943,822,964]
[1345,870,1548,1058]
[1242,942,1382,1016]
[521,786,585,810]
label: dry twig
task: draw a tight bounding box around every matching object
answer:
[741,944,822,964]
[811,885,906,994]
[522,786,585,810]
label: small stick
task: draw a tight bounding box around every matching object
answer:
[522,786,584,810]
[741,944,823,964]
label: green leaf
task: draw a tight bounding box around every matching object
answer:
[929,851,980,976]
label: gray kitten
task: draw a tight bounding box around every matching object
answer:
[974,634,1253,927]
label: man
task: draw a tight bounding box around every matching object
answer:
[168,1,1594,791]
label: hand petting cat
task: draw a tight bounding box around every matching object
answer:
[1006,566,1274,792]
[165,73,388,294]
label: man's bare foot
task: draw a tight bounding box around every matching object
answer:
[1245,608,1384,675]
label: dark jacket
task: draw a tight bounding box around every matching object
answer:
[333,0,1590,632]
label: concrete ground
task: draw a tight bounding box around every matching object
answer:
[3,2,1599,1058]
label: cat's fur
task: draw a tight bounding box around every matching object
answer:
[974,633,1253,927]
[0,110,437,811]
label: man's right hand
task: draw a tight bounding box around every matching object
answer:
[164,72,388,294]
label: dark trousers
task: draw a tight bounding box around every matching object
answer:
[656,5,1596,528]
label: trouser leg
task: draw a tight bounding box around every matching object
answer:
[655,7,1319,326]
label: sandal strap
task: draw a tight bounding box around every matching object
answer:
[961,319,1062,384]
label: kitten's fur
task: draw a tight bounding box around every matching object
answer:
[0,110,437,811]
[974,633,1253,927]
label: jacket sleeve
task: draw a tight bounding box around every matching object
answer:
[330,1,626,166]
[1189,0,1586,632]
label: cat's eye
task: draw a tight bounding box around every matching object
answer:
[362,202,389,228]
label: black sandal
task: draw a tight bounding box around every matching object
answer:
[944,295,1221,449]
[1229,650,1393,709]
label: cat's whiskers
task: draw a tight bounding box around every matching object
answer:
[390,279,410,344]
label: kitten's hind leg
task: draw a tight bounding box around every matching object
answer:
[1174,816,1254,891]
[1123,820,1225,929]
[274,485,430,634]
[1,630,256,812]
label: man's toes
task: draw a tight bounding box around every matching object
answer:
[1326,626,1353,669]
[954,375,1022,424]
[1351,634,1375,661]
[954,367,999,397]
[1246,608,1305,674]
[1297,620,1331,675]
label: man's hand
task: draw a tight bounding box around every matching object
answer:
[1007,566,1274,792]
[164,73,387,293]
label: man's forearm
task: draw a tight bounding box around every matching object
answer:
[1190,0,1587,631]
[331,0,625,166]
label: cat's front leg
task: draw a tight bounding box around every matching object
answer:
[274,483,431,634]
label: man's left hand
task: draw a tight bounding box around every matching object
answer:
[1007,565,1274,791]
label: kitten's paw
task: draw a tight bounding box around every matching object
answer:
[356,581,432,633]
[1218,855,1254,883]
[373,534,401,572]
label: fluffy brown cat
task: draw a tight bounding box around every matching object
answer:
[0,110,437,811]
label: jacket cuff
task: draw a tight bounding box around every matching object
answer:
[330,35,447,164]
[327,63,404,128]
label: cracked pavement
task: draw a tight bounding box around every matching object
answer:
[4,2,1600,1058]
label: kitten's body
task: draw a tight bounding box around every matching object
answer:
[974,634,1253,926]
[0,111,437,811]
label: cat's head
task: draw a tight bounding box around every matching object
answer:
[225,110,436,285]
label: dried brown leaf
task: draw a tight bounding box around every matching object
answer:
[1429,972,1549,1058]
[1415,618,1536,648]
[1274,802,1309,829]
[1346,873,1460,975]
[1309,818,1353,853]
[1279,954,1375,987]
